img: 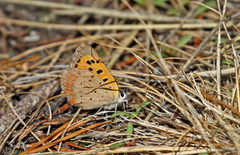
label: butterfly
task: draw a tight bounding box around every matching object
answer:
[61,43,126,110]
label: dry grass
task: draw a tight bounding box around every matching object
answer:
[0,0,240,154]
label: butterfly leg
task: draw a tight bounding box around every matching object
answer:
[122,99,128,111]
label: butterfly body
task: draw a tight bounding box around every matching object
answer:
[61,43,125,110]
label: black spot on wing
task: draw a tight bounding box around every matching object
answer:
[90,59,95,64]
[97,69,103,74]
[103,77,108,82]
[88,67,93,71]
[86,60,91,65]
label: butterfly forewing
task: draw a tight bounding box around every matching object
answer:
[61,43,121,109]
[70,43,119,98]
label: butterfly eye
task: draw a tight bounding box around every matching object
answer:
[96,69,103,74]
[88,67,93,71]
[90,60,95,64]
[86,60,91,65]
